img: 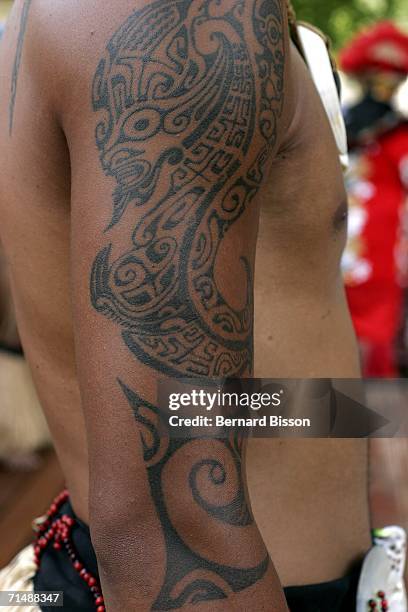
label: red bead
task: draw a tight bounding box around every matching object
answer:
[83,572,90,582]
[50,504,57,513]
[80,568,86,577]
[34,545,41,555]
[53,542,62,550]
[378,591,385,599]
[73,560,83,571]
[381,602,388,611]
[88,577,96,587]
[95,596,104,605]
[97,607,105,612]
[38,538,47,549]
[369,601,377,609]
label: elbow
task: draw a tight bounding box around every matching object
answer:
[90,497,163,561]
[88,463,159,561]
[89,494,166,598]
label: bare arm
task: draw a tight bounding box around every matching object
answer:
[27,0,290,608]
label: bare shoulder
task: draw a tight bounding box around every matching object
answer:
[3,0,290,137]
[0,1,130,133]
[0,0,293,221]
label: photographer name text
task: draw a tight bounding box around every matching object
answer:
[168,415,312,428]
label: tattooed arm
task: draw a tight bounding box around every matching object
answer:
[68,0,290,608]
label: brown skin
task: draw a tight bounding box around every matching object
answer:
[0,241,19,348]
[249,45,371,587]
[0,0,370,607]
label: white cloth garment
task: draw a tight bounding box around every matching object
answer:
[0,545,39,612]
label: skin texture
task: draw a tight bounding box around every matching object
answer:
[0,0,370,608]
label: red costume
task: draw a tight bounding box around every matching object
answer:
[340,22,408,377]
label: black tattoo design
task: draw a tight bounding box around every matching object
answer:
[90,0,285,607]
[120,381,268,609]
[91,0,285,378]
[9,0,32,135]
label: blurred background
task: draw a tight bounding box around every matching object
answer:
[293,0,408,113]
[294,0,407,48]
[0,0,407,579]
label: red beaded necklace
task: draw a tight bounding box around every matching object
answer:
[34,492,391,612]
[34,490,105,612]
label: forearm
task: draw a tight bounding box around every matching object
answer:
[87,386,287,611]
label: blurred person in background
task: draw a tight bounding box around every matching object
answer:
[340,24,408,601]
[340,22,408,378]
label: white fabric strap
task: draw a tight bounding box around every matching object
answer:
[297,24,349,170]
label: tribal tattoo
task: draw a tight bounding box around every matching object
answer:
[90,0,284,608]
[91,0,284,378]
[9,0,32,135]
[121,381,269,609]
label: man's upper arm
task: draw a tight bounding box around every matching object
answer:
[55,0,288,607]
[71,0,287,371]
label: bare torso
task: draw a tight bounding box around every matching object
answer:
[248,45,371,586]
[0,0,370,591]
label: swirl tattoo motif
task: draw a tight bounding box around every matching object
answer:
[90,0,285,607]
[120,381,268,609]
